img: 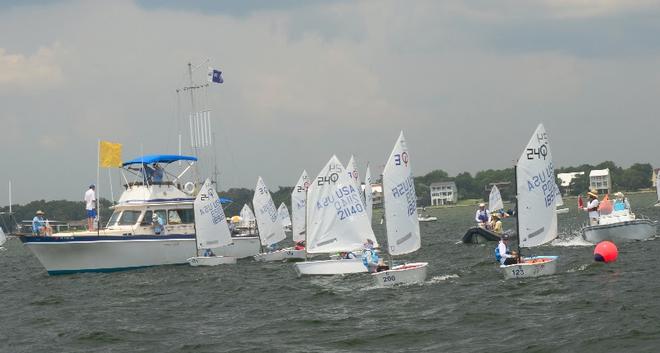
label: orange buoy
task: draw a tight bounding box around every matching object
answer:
[594,241,618,263]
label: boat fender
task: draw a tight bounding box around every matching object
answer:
[183,182,195,194]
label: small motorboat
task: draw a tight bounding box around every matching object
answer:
[581,209,657,243]
[462,227,513,244]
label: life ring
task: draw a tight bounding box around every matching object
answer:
[183,182,195,194]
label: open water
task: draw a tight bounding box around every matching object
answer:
[1,192,659,353]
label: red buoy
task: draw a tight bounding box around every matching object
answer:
[594,241,618,263]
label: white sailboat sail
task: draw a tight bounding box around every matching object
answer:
[291,170,309,242]
[489,185,504,212]
[0,226,6,247]
[306,155,377,254]
[656,171,660,202]
[555,188,564,207]
[364,164,373,223]
[383,131,421,256]
[346,155,361,196]
[239,204,256,228]
[278,203,292,228]
[194,178,233,250]
[253,177,286,246]
[516,124,559,248]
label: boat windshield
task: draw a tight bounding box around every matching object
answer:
[106,211,121,228]
[118,210,141,226]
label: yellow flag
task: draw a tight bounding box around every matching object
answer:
[99,141,122,168]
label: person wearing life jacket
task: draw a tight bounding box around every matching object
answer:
[582,190,600,225]
[362,239,379,273]
[613,192,630,212]
[490,213,503,234]
[495,235,518,265]
[475,203,491,228]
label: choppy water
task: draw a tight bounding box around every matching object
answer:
[1,192,659,353]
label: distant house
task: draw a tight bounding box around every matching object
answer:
[363,183,383,208]
[557,172,585,195]
[430,181,457,206]
[589,169,611,195]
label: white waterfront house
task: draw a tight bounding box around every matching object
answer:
[557,171,585,195]
[363,183,383,208]
[430,181,457,206]
[589,169,611,195]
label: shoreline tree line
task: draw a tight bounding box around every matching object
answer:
[1,161,654,226]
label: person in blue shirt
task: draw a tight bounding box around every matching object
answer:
[362,239,379,273]
[152,163,164,183]
[32,210,53,236]
[613,192,630,212]
[152,214,165,235]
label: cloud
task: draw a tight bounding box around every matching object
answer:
[0,43,65,90]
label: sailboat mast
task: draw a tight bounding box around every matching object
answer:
[380,172,393,268]
[514,165,521,257]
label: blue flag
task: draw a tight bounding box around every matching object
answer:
[208,68,224,84]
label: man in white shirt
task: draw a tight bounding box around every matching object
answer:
[84,184,97,231]
[584,190,600,226]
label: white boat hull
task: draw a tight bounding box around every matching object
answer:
[418,217,437,222]
[187,255,236,266]
[21,235,196,275]
[372,262,428,286]
[211,236,261,258]
[555,208,569,214]
[294,258,366,277]
[254,248,306,262]
[501,256,558,279]
[581,219,657,243]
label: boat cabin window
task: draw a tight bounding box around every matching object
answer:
[168,209,194,224]
[118,210,141,226]
[106,211,121,227]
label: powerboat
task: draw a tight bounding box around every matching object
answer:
[581,209,657,243]
[20,155,259,275]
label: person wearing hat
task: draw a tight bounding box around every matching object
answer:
[475,203,491,228]
[490,213,503,234]
[583,190,600,225]
[84,184,97,231]
[495,234,517,265]
[32,210,53,236]
[152,213,165,235]
[613,192,630,212]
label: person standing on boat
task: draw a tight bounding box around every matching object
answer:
[32,210,52,236]
[84,184,96,231]
[613,192,630,211]
[583,190,600,226]
[152,163,164,183]
[362,239,379,273]
[152,213,165,235]
[475,203,491,228]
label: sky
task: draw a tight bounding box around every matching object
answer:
[1,0,660,204]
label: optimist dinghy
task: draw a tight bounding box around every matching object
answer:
[372,132,428,287]
[501,124,560,279]
[293,156,378,276]
[252,177,289,262]
[187,178,237,266]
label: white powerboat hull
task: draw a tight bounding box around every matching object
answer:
[187,255,236,266]
[372,262,428,286]
[501,256,558,279]
[254,248,306,262]
[212,236,261,258]
[556,208,569,214]
[581,219,657,243]
[294,258,366,277]
[418,217,437,222]
[21,234,196,275]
